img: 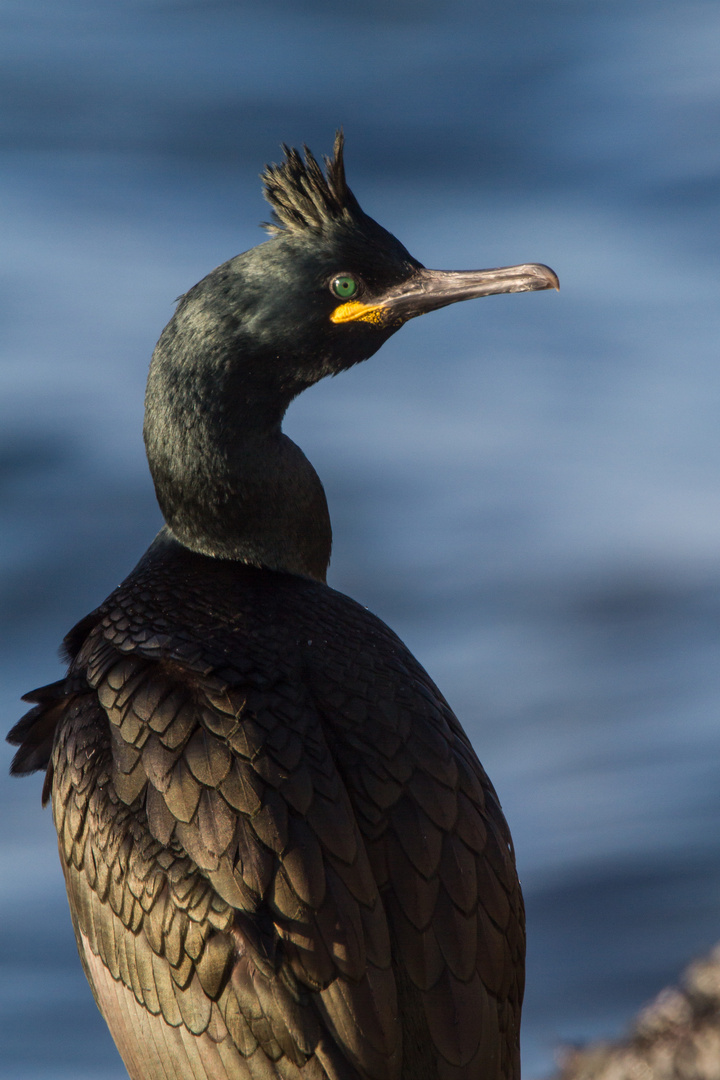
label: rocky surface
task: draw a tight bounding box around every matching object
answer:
[555,946,720,1080]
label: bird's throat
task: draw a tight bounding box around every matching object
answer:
[144,379,332,582]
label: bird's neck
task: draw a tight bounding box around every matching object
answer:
[143,362,332,583]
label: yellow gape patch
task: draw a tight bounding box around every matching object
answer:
[330,301,388,326]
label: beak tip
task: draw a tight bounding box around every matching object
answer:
[536,264,560,292]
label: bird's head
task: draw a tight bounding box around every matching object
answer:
[144,134,558,577]
[158,133,558,412]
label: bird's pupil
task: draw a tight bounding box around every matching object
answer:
[333,276,357,298]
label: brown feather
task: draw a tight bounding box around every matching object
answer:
[282,817,326,910]
[251,790,289,854]
[146,783,176,846]
[185,727,232,788]
[317,969,399,1079]
[438,833,478,915]
[235,814,275,896]
[202,787,238,853]
[389,795,443,881]
[384,891,444,993]
[219,758,264,816]
[277,763,314,816]
[151,948,184,1027]
[386,833,440,931]
[142,734,178,791]
[162,758,202,824]
[423,968,486,1069]
[195,931,234,1000]
[17,521,524,1079]
[176,971,213,1035]
[306,793,358,865]
[432,887,477,983]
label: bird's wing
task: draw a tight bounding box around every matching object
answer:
[41,619,401,1080]
[306,612,525,1080]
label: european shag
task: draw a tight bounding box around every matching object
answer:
[8,134,558,1080]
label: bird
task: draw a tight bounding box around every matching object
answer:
[8,133,558,1080]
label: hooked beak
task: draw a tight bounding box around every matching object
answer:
[331,263,559,327]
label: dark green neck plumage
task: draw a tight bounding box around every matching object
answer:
[143,335,332,583]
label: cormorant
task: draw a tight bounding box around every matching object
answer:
[8,134,558,1080]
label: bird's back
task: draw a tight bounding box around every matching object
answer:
[11,530,524,1080]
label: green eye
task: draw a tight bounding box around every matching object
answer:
[331,275,358,299]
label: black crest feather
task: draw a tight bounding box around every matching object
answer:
[261,131,362,235]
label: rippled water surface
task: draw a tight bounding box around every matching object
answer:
[2,2,720,1076]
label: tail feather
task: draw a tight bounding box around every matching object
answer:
[7,679,74,802]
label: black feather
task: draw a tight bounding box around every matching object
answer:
[260,130,363,236]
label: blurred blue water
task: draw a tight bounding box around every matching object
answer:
[2,1,720,1076]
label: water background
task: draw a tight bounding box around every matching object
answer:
[2,1,720,1075]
